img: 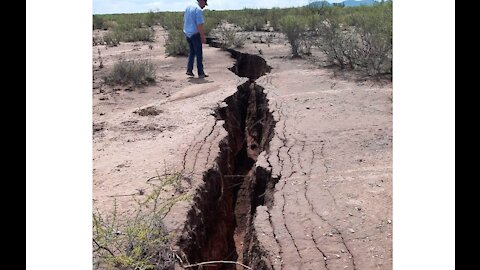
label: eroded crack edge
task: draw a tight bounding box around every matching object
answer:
[177,49,277,270]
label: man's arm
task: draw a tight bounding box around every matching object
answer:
[197,23,206,44]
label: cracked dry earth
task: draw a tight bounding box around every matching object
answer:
[93,26,392,270]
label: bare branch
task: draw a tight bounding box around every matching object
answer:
[93,239,115,257]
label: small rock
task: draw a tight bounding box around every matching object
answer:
[323,257,327,261]
[348,213,353,216]
[329,233,334,237]
[335,254,341,258]
[329,103,334,106]
[306,107,310,110]
[341,249,346,253]
[387,220,392,224]
[355,207,362,211]
[348,228,355,233]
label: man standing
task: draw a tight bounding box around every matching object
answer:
[183,0,209,78]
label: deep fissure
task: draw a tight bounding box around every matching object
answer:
[178,47,277,269]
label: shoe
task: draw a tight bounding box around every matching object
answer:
[198,73,209,78]
[186,71,194,77]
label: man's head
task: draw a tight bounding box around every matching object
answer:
[198,0,207,9]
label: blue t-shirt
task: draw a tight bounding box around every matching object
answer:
[183,3,205,38]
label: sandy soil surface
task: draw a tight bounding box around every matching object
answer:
[93,25,392,269]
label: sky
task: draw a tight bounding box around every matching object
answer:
[93,0,346,14]
[27,0,454,270]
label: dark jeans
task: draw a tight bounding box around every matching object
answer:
[186,33,204,76]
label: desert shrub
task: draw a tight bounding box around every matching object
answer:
[215,24,247,49]
[306,14,321,31]
[203,14,221,36]
[97,23,155,45]
[103,32,120,46]
[159,12,190,56]
[299,34,315,55]
[104,60,156,86]
[93,172,193,270]
[103,20,118,30]
[316,16,357,69]
[239,16,266,31]
[93,15,105,30]
[232,33,247,48]
[315,3,392,75]
[116,28,155,42]
[223,9,268,32]
[216,24,235,49]
[159,12,183,31]
[144,11,161,27]
[165,29,189,56]
[105,12,160,28]
[347,3,392,75]
[266,8,283,31]
[109,22,155,42]
[279,15,308,57]
[94,13,157,43]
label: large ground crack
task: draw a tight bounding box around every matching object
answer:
[178,49,277,270]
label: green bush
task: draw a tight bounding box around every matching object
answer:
[103,20,118,30]
[144,11,161,27]
[93,13,157,43]
[93,172,193,270]
[158,12,183,31]
[316,15,355,69]
[93,15,105,30]
[239,16,266,31]
[116,28,155,42]
[204,14,221,36]
[215,24,247,49]
[104,60,156,86]
[222,9,268,32]
[267,8,283,31]
[347,3,392,74]
[279,15,307,57]
[315,2,392,75]
[165,30,189,56]
[299,34,315,55]
[103,32,120,46]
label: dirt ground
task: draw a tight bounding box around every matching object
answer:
[93,25,392,269]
